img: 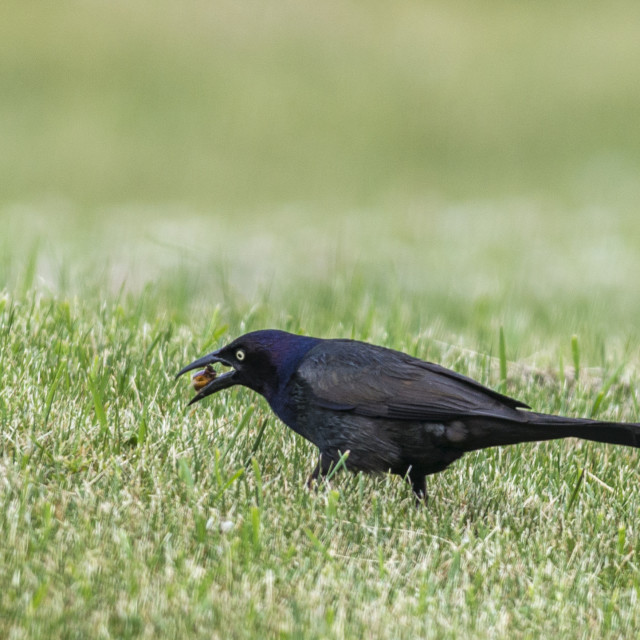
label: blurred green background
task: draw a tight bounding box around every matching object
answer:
[3,0,640,208]
[2,0,640,343]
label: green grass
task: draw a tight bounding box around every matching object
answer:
[3,1,640,637]
[2,225,640,638]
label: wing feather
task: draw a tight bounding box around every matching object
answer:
[297,340,529,422]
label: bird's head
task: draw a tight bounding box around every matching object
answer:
[176,329,320,405]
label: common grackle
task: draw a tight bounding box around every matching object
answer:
[177,330,640,502]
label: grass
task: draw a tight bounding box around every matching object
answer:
[2,1,640,637]
[2,226,640,638]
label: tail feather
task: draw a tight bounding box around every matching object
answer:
[525,412,640,448]
[461,412,640,452]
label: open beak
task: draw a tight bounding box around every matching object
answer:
[176,350,238,406]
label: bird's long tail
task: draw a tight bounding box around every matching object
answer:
[461,412,640,452]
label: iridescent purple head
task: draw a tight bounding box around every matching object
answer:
[176,330,321,404]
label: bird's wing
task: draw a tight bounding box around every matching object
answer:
[297,340,530,422]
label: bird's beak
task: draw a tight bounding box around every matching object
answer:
[175,350,238,406]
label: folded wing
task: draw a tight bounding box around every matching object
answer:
[297,340,529,423]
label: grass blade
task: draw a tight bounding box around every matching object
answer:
[499,326,507,391]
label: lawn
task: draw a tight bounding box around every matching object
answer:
[2,1,640,638]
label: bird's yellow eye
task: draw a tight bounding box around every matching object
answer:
[235,349,246,361]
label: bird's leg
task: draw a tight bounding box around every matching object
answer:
[307,454,331,490]
[408,470,428,506]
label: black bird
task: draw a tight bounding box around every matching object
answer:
[176,330,640,501]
